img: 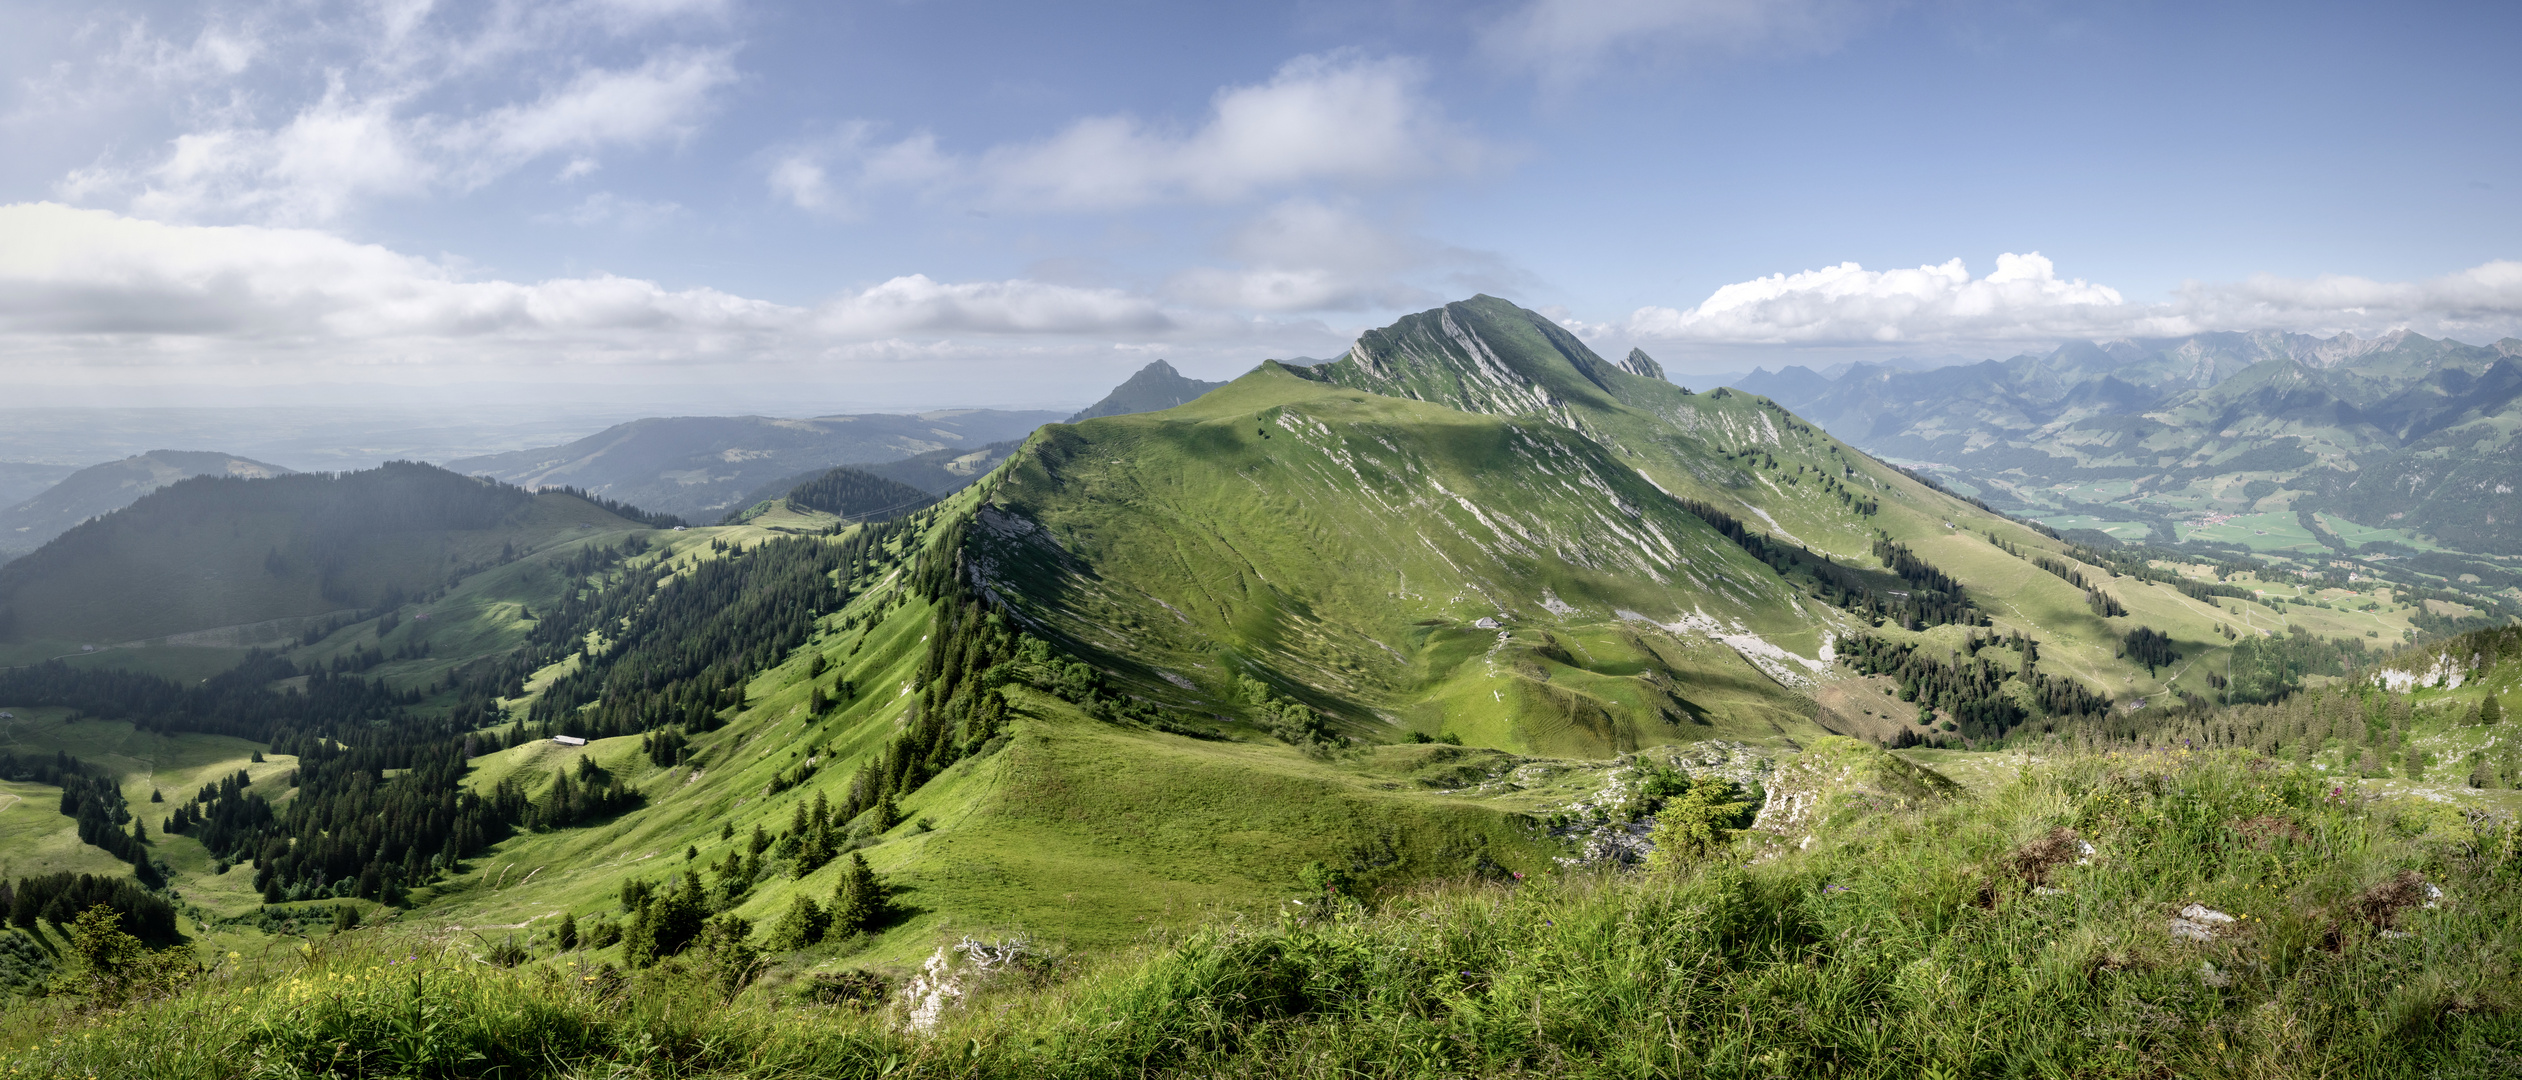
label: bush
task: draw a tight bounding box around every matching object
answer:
[54,905,194,1007]
[0,929,55,995]
[1642,778,1750,873]
[485,936,529,968]
[800,969,888,1010]
[762,896,831,952]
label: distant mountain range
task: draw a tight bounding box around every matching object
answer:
[0,451,292,560]
[440,410,1063,521]
[1729,330,2522,557]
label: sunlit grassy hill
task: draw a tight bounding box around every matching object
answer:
[978,363,1828,754]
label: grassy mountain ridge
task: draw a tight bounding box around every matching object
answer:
[974,363,1825,754]
[1286,296,2292,723]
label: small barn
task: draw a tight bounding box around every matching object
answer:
[552,735,588,747]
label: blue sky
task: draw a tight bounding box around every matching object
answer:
[2,0,2517,410]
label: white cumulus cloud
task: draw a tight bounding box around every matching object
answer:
[1625,253,2137,344]
[1618,254,2522,347]
[1164,199,1520,313]
[47,3,739,225]
[814,275,1175,337]
[0,203,1205,375]
[775,52,1493,215]
[1482,0,1869,84]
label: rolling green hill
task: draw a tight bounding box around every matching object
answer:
[725,466,940,526]
[0,451,291,560]
[0,464,77,520]
[0,461,650,661]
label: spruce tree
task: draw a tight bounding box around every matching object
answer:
[763,895,830,951]
[557,912,579,951]
[831,853,882,936]
[873,792,900,833]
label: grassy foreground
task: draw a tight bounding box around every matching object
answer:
[8,745,2516,1078]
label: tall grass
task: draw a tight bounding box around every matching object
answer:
[10,749,2516,1078]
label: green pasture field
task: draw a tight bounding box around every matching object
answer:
[2317,513,2449,553]
[2174,511,2327,553]
[2030,513,2153,539]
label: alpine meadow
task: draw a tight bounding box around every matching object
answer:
[2,3,2520,1076]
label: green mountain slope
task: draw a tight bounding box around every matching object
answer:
[977,363,1824,754]
[0,462,648,656]
[1289,297,2350,729]
[955,296,2273,757]
[0,451,292,559]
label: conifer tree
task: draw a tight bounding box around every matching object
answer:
[763,895,831,951]
[831,853,882,936]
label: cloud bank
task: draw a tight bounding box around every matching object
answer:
[0,203,1208,375]
[48,1,740,226]
[770,52,1493,216]
[1619,253,2522,347]
[9,201,2515,406]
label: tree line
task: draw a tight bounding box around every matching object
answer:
[524,527,895,739]
[1670,498,1984,631]
[1839,630,2113,745]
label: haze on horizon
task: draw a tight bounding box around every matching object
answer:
[1,0,2517,414]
